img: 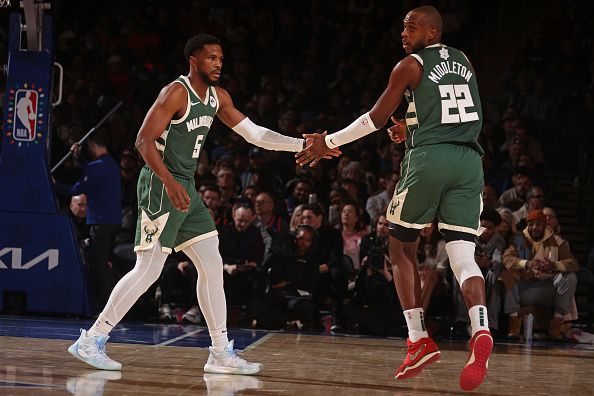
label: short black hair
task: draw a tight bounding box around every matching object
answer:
[480,208,502,226]
[302,203,324,217]
[88,128,109,148]
[203,184,221,196]
[184,34,222,61]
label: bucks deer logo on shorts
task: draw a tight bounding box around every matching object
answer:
[144,225,159,243]
[138,209,169,251]
[389,200,400,216]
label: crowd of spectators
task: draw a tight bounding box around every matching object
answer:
[2,0,593,340]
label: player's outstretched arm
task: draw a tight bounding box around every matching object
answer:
[295,56,421,167]
[135,83,191,212]
[215,86,340,158]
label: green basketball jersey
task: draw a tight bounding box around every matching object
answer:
[156,76,219,178]
[404,44,483,154]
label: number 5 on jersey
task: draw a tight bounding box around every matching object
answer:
[193,134,204,158]
[439,84,479,124]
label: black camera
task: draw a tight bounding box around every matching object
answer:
[366,235,389,270]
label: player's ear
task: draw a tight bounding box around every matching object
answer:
[189,55,198,69]
[428,27,438,42]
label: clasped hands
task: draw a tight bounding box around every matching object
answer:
[295,116,406,167]
[526,258,557,279]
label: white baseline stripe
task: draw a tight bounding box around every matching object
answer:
[156,328,205,347]
[243,333,273,352]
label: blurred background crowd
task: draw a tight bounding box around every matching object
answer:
[1,0,593,341]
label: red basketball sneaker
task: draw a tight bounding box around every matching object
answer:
[459,330,493,391]
[394,337,441,380]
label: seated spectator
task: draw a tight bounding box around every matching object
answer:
[301,203,346,326]
[247,225,320,330]
[499,168,533,211]
[518,152,546,189]
[340,160,370,201]
[68,193,90,244]
[241,184,259,207]
[284,178,312,217]
[502,210,579,340]
[340,178,360,203]
[216,167,239,211]
[338,200,370,271]
[452,209,505,336]
[496,207,518,244]
[328,187,349,227]
[417,223,448,314]
[240,147,267,189]
[513,185,546,227]
[253,191,289,263]
[159,252,201,324]
[365,168,398,222]
[218,202,265,305]
[482,184,500,210]
[201,184,228,225]
[289,204,305,233]
[542,207,560,234]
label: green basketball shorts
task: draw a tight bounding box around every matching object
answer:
[134,166,217,254]
[386,143,484,236]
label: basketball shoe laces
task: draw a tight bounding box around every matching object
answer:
[222,348,251,367]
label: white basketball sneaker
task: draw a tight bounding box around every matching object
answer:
[68,329,122,371]
[203,340,262,375]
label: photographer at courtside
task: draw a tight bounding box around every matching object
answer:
[342,215,404,336]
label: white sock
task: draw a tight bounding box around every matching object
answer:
[469,305,489,336]
[88,242,169,338]
[182,236,229,354]
[87,319,112,337]
[403,308,429,342]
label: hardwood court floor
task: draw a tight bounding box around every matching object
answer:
[2,329,594,396]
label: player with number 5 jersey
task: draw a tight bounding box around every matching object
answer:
[295,6,492,392]
[68,33,340,376]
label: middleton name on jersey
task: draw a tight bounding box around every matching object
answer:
[427,61,473,84]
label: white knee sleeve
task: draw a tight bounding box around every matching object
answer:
[445,240,483,286]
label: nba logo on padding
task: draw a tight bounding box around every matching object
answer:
[13,89,38,141]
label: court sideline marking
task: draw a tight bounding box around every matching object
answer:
[243,333,273,351]
[156,329,205,346]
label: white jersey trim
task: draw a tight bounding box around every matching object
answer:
[410,54,423,66]
[170,80,191,125]
[212,86,220,114]
[180,75,209,105]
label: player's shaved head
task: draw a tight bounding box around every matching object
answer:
[409,6,443,33]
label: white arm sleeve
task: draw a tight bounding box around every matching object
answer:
[232,117,304,152]
[324,112,378,149]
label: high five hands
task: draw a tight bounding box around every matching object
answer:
[296,117,406,167]
[295,131,342,167]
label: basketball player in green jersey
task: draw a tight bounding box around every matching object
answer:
[68,34,340,375]
[297,6,492,391]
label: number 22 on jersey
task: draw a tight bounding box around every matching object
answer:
[439,84,479,124]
